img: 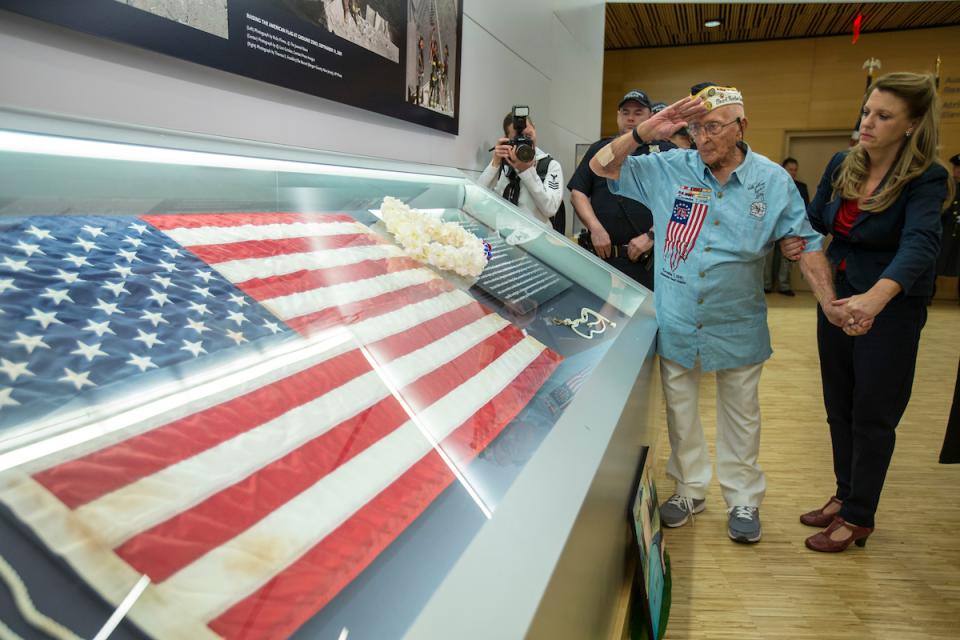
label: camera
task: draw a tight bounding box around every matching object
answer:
[509,105,536,163]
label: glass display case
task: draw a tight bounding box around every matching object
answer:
[0,108,660,640]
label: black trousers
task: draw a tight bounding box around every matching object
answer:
[816,273,927,528]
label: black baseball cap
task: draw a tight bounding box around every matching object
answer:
[651,101,668,114]
[949,153,960,167]
[618,90,652,109]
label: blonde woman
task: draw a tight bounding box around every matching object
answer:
[799,72,954,552]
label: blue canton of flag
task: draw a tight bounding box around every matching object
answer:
[670,199,692,224]
[0,216,288,429]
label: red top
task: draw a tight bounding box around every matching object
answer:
[834,198,862,270]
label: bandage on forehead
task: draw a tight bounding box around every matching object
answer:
[692,85,743,111]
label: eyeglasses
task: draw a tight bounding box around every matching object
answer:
[688,117,741,138]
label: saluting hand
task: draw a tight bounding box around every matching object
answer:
[636,96,707,142]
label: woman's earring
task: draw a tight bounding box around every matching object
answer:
[906,129,913,137]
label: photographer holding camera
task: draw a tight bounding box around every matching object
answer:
[478,107,564,227]
[567,90,675,289]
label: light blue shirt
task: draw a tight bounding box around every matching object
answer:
[609,144,822,372]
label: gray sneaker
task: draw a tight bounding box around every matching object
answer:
[727,506,762,543]
[660,494,705,528]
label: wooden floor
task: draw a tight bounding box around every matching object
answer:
[654,292,960,640]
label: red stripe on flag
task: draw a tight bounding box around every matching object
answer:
[141,213,354,230]
[186,234,384,265]
[364,301,492,363]
[234,257,423,301]
[113,326,525,581]
[32,350,372,509]
[208,348,561,640]
[285,279,454,335]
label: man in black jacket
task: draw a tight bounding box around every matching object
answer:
[567,90,674,290]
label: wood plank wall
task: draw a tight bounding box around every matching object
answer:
[602,26,960,167]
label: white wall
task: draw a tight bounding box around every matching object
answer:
[0,1,606,190]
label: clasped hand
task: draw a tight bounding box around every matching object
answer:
[823,295,879,336]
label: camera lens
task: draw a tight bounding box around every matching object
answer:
[515,144,535,163]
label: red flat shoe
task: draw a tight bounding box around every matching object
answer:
[800,496,843,528]
[804,517,873,553]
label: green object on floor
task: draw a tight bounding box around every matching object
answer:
[631,551,671,640]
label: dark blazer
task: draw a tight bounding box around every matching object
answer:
[807,151,947,297]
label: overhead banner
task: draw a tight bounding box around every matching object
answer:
[0,0,462,133]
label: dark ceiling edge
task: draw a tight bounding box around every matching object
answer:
[604,22,960,51]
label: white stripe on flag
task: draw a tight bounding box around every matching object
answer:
[161,221,369,247]
[213,244,405,282]
[263,268,438,321]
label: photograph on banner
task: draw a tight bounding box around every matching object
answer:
[285,0,402,63]
[113,0,230,38]
[406,0,459,116]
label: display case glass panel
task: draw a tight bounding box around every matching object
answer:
[0,110,653,640]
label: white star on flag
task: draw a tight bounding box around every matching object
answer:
[63,254,91,268]
[26,308,63,329]
[228,294,249,307]
[70,341,109,362]
[52,269,80,284]
[134,329,164,349]
[188,302,210,316]
[140,310,169,327]
[10,332,50,354]
[0,358,34,382]
[112,264,134,278]
[227,311,248,326]
[225,329,248,345]
[102,281,130,297]
[25,225,54,240]
[82,320,115,338]
[151,274,173,289]
[194,270,214,282]
[59,367,95,390]
[92,299,123,316]
[73,238,97,252]
[181,340,207,357]
[0,388,19,409]
[123,236,144,248]
[40,288,74,305]
[2,257,32,272]
[117,249,139,263]
[185,318,209,335]
[158,260,178,272]
[128,222,148,234]
[146,290,171,307]
[81,225,105,238]
[14,241,44,257]
[0,278,20,293]
[161,247,182,258]
[126,354,158,373]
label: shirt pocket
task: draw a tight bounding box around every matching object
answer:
[736,208,771,257]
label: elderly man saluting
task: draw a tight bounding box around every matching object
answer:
[591,83,844,543]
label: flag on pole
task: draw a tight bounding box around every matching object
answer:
[0,213,561,639]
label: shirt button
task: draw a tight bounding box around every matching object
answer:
[698,298,704,304]
[717,192,724,199]
[704,247,712,252]
[697,322,703,329]
[699,271,706,278]
[713,219,720,225]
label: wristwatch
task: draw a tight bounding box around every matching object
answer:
[632,127,644,145]
[646,229,655,241]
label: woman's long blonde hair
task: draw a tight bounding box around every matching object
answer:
[833,72,954,212]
